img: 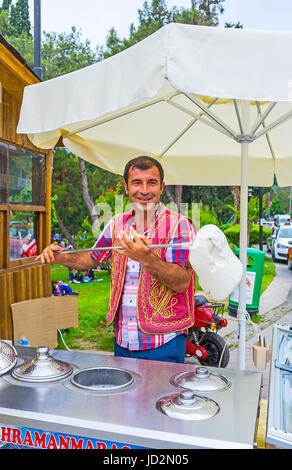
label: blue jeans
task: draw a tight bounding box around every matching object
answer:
[114,334,186,363]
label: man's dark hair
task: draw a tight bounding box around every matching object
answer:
[123,156,164,186]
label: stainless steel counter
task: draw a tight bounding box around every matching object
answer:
[0,346,262,449]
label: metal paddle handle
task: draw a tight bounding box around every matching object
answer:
[61,242,192,255]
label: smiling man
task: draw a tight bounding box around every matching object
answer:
[37,156,196,363]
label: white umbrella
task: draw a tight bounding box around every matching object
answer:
[17,23,292,369]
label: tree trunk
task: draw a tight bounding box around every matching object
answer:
[55,209,76,248]
[164,185,174,203]
[78,157,98,223]
[174,185,183,208]
[231,186,240,224]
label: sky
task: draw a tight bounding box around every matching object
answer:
[26,0,292,50]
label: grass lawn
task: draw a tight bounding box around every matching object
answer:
[51,254,276,351]
[51,266,114,351]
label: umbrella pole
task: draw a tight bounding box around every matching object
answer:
[237,138,249,370]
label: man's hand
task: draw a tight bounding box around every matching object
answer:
[115,228,152,264]
[36,244,64,264]
[115,227,193,293]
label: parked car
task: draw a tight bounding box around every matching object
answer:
[266,232,274,252]
[273,214,291,227]
[288,246,292,270]
[262,220,275,232]
[271,226,292,262]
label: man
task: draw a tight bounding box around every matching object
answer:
[37,156,195,363]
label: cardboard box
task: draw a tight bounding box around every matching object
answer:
[11,295,78,349]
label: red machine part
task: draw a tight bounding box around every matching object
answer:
[185,340,208,360]
[219,318,228,327]
[194,305,217,328]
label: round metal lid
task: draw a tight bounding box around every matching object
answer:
[156,390,220,421]
[11,346,73,382]
[0,341,17,376]
[170,367,231,393]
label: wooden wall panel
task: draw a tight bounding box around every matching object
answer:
[0,51,53,343]
[0,264,51,340]
[0,87,45,153]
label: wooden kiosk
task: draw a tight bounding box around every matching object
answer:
[0,35,61,344]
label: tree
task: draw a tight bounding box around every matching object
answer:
[0,0,31,37]
[41,27,100,80]
[1,0,12,11]
[196,0,225,25]
[9,0,31,36]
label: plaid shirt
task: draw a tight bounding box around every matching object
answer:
[91,204,195,351]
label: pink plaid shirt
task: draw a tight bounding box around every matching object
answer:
[91,204,195,350]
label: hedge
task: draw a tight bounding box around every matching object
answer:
[223,224,272,247]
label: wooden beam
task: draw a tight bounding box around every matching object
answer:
[0,43,39,86]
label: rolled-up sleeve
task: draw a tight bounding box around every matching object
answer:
[165,218,195,266]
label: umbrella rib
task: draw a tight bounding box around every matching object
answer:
[157,117,198,157]
[233,100,243,134]
[184,93,238,139]
[254,108,292,140]
[167,99,233,139]
[255,102,276,163]
[63,93,180,139]
[158,97,218,157]
[250,102,277,135]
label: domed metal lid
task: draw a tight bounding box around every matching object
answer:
[0,341,17,376]
[156,390,220,421]
[12,346,73,382]
[170,367,231,393]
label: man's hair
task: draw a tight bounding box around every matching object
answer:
[123,156,164,186]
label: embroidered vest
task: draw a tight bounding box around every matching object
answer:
[106,206,196,334]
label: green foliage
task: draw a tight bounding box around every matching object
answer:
[103,0,225,58]
[227,194,267,225]
[9,0,30,36]
[249,225,272,244]
[41,27,99,80]
[224,224,272,247]
[199,203,219,227]
[52,149,88,235]
[0,0,30,36]
[74,179,128,249]
[51,265,114,351]
[183,186,234,225]
[223,223,240,247]
[268,185,291,216]
[51,194,58,230]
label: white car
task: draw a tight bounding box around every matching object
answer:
[271,225,292,262]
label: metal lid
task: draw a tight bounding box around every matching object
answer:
[12,346,73,382]
[170,367,231,393]
[0,341,17,376]
[156,390,220,421]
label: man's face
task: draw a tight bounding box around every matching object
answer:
[124,165,165,212]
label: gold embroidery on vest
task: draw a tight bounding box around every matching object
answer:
[138,211,194,330]
[107,214,128,324]
[148,280,178,319]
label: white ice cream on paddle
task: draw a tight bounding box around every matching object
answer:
[189,224,243,301]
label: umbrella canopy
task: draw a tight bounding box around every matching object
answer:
[17,23,292,186]
[17,23,292,369]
